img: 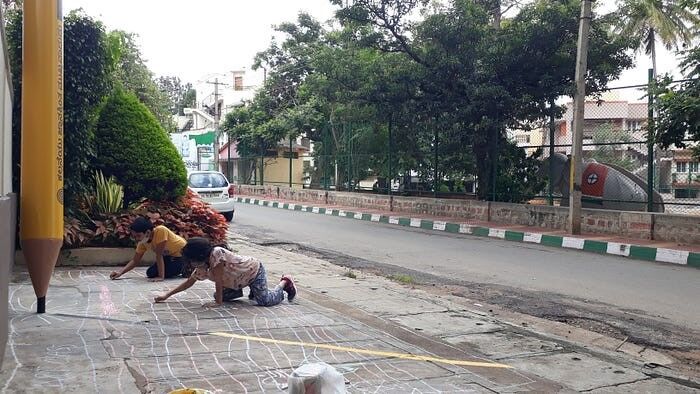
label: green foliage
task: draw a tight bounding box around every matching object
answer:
[63,10,115,207]
[493,141,546,203]
[156,76,197,116]
[655,48,700,158]
[6,9,22,195]
[615,0,698,58]
[389,274,415,285]
[8,9,115,210]
[109,31,176,133]
[589,124,638,171]
[94,89,187,204]
[85,171,124,216]
[215,0,635,202]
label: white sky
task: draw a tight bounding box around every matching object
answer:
[62,0,683,93]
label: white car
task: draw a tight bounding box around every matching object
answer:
[188,171,235,221]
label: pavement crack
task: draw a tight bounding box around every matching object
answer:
[125,360,150,394]
[580,377,652,392]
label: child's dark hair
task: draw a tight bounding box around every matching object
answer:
[130,217,154,233]
[182,237,214,263]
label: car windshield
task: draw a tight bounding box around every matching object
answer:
[189,173,228,188]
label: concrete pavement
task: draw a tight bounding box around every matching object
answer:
[2,236,698,392]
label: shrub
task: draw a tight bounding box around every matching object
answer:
[84,171,124,216]
[94,88,187,205]
[64,190,228,249]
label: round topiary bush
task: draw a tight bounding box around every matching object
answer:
[94,88,187,204]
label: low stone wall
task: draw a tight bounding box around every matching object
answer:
[235,185,700,245]
[391,195,489,220]
[653,214,700,245]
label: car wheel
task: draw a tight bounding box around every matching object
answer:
[223,211,234,222]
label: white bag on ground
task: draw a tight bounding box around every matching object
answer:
[287,362,346,394]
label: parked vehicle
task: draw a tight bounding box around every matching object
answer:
[187,171,235,221]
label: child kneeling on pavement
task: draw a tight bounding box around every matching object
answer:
[154,237,297,307]
[110,217,187,281]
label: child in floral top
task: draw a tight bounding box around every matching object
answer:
[154,237,296,307]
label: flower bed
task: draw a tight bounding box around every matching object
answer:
[64,189,228,249]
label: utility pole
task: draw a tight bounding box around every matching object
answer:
[569,0,593,235]
[206,78,228,172]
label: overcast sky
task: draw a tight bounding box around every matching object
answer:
[62,0,683,94]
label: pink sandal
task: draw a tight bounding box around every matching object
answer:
[281,275,297,301]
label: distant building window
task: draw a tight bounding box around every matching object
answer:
[626,120,641,131]
[514,134,530,144]
[676,162,687,173]
[234,76,243,91]
[690,162,699,173]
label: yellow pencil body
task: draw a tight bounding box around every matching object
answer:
[20,0,63,313]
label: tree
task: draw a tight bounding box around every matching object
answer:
[156,76,196,116]
[6,8,22,195]
[109,31,176,132]
[615,0,699,76]
[225,0,634,201]
[338,0,634,199]
[7,9,115,210]
[94,89,187,204]
[589,124,638,171]
[63,10,115,208]
[655,47,700,157]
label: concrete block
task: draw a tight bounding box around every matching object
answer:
[15,247,155,267]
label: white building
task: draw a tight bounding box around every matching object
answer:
[172,69,259,173]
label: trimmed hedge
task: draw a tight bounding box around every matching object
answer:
[95,88,187,204]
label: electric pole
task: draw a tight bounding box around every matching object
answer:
[206,78,228,172]
[569,0,593,235]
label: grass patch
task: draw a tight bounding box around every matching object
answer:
[389,274,415,285]
[343,270,357,279]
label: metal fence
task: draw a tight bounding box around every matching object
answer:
[516,81,700,216]
[226,80,700,216]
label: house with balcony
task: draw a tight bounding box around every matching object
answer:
[171,69,258,173]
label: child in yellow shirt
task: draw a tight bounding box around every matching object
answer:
[110,217,186,281]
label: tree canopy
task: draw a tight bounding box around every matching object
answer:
[223,0,636,201]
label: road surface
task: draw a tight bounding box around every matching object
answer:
[231,203,700,344]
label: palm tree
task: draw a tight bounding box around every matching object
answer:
[616,0,699,76]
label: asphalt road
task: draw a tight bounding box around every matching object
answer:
[231,203,700,334]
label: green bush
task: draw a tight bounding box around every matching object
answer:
[94,88,187,204]
[84,171,124,216]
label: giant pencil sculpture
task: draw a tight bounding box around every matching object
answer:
[21,0,63,314]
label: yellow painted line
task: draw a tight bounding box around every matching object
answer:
[209,331,511,369]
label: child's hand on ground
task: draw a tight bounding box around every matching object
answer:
[202,301,222,308]
[154,295,167,303]
[109,271,121,280]
[148,277,164,282]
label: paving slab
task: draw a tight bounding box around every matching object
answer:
[588,377,699,393]
[389,311,503,337]
[348,296,449,316]
[504,352,648,392]
[443,331,565,360]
